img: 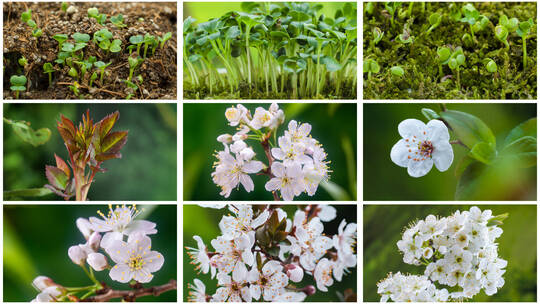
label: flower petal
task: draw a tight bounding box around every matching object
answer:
[124,220,157,235]
[109,264,132,283]
[407,158,434,177]
[232,261,248,281]
[239,174,254,192]
[390,139,411,168]
[271,162,285,177]
[398,119,426,139]
[143,251,164,272]
[427,119,450,143]
[133,269,153,283]
[433,141,454,172]
[265,178,281,191]
[243,160,263,174]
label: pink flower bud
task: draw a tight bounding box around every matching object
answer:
[68,245,87,265]
[285,264,304,282]
[32,276,55,291]
[302,285,316,296]
[87,252,108,271]
[88,232,101,252]
[217,134,233,144]
[76,218,93,240]
[43,286,64,298]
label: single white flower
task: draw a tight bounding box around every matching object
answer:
[250,107,274,130]
[225,104,249,126]
[107,233,164,283]
[318,205,337,222]
[314,258,334,291]
[332,220,357,281]
[390,119,453,177]
[212,273,251,302]
[87,252,109,271]
[265,162,304,201]
[187,235,213,276]
[284,264,304,283]
[219,205,269,239]
[248,260,289,301]
[211,232,255,281]
[188,279,208,302]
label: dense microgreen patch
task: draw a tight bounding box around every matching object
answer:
[183,2,357,99]
[364,2,536,99]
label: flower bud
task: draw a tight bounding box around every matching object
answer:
[32,276,55,291]
[88,232,101,252]
[87,252,109,271]
[231,140,247,153]
[301,285,316,296]
[68,245,87,266]
[35,292,54,302]
[76,218,93,240]
[239,147,255,161]
[217,134,233,144]
[285,264,304,282]
[43,286,65,298]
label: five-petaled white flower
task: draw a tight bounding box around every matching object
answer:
[107,233,164,283]
[248,260,289,301]
[187,235,216,278]
[391,119,454,177]
[188,279,208,302]
[265,162,304,201]
[314,258,334,291]
[219,205,269,239]
[212,273,251,302]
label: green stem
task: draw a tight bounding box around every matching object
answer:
[48,73,52,86]
[469,24,475,40]
[245,25,252,87]
[456,67,460,89]
[80,289,97,300]
[523,37,527,70]
[316,42,322,97]
[81,264,100,286]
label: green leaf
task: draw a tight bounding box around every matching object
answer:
[72,32,90,43]
[101,131,128,153]
[320,180,351,201]
[321,56,341,72]
[501,136,537,168]
[454,154,475,178]
[10,75,27,86]
[439,110,496,148]
[421,108,440,121]
[4,187,53,200]
[503,117,537,147]
[4,117,51,146]
[45,165,69,189]
[468,142,497,165]
[109,39,122,52]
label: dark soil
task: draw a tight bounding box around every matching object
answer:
[3,2,177,99]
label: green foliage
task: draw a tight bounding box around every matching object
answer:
[158,32,172,49]
[18,56,27,67]
[390,66,404,77]
[9,75,27,98]
[110,14,127,28]
[87,7,106,24]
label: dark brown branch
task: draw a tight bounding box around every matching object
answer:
[450,140,467,148]
[81,279,176,302]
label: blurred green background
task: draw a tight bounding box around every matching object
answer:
[363,103,537,201]
[183,2,355,22]
[3,204,177,302]
[183,204,357,301]
[363,204,537,302]
[183,103,357,201]
[3,103,177,201]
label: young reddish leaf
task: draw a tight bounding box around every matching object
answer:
[54,154,71,178]
[97,111,120,139]
[45,165,69,190]
[101,131,128,153]
[44,184,73,200]
[95,152,122,162]
[59,115,76,136]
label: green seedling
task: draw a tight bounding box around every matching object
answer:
[143,33,157,58]
[68,81,81,98]
[110,14,127,28]
[18,56,27,67]
[158,32,172,49]
[499,15,519,32]
[61,2,68,12]
[127,56,143,82]
[448,4,461,22]
[460,4,488,40]
[10,75,27,99]
[485,58,497,73]
[87,7,106,25]
[72,32,90,43]
[494,25,509,49]
[43,62,55,86]
[390,66,405,77]
[94,61,112,84]
[436,47,452,77]
[55,51,70,65]
[364,2,374,15]
[74,60,92,79]
[110,39,122,53]
[426,13,441,35]
[384,2,402,27]
[363,58,380,80]
[68,66,78,79]
[32,28,42,37]
[21,9,32,23]
[516,18,534,69]
[129,35,144,55]
[372,27,384,47]
[89,72,98,87]
[53,34,68,50]
[447,48,466,89]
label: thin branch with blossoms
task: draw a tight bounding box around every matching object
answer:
[81,280,177,302]
[186,204,357,302]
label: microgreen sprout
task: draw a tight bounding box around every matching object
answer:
[460,4,488,41]
[426,12,441,35]
[61,2,68,12]
[21,9,32,23]
[372,27,384,48]
[68,81,81,98]
[129,35,144,55]
[384,2,402,27]
[447,47,466,89]
[68,67,78,79]
[18,56,27,67]
[10,75,27,99]
[53,34,68,50]
[94,61,112,84]
[21,9,42,38]
[109,39,122,53]
[494,25,509,50]
[158,32,172,49]
[363,58,380,80]
[89,72,98,87]
[390,66,405,77]
[516,18,534,69]
[485,58,497,73]
[436,46,451,77]
[72,32,90,43]
[87,7,106,25]
[43,62,55,86]
[143,33,157,58]
[110,14,127,28]
[127,56,143,82]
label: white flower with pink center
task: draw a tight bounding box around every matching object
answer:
[212,273,251,302]
[248,261,289,301]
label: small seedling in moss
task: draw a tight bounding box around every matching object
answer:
[129,35,144,55]
[436,47,452,77]
[460,4,489,41]
[110,14,127,28]
[494,25,510,50]
[18,56,27,67]
[365,2,375,15]
[499,15,519,33]
[447,48,466,89]
[390,66,405,77]
[371,27,384,48]
[158,32,172,50]
[516,18,534,70]
[94,61,112,84]
[43,62,55,86]
[61,2,68,12]
[426,13,441,35]
[384,2,402,27]
[53,34,68,50]
[363,58,380,80]
[10,75,27,99]
[89,72,98,87]
[88,7,106,25]
[485,58,497,73]
[127,56,143,82]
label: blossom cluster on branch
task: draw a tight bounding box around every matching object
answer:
[31,205,175,302]
[212,103,330,200]
[378,206,508,302]
[187,204,357,302]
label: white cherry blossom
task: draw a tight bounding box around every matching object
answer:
[212,273,251,302]
[248,261,289,301]
[188,279,208,302]
[265,162,304,201]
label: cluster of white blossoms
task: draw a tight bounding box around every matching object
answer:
[378,206,507,302]
[31,205,165,302]
[212,103,330,200]
[187,204,357,302]
[391,118,454,177]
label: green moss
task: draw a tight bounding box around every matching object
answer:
[363,2,537,99]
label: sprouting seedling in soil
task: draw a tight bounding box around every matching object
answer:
[460,4,488,41]
[72,32,90,44]
[87,7,106,25]
[32,28,43,38]
[158,32,172,49]
[43,62,55,87]
[68,81,81,98]
[94,61,111,84]
[426,13,442,35]
[371,27,384,48]
[89,72,98,87]
[109,39,122,53]
[390,66,405,78]
[129,35,144,55]
[143,33,157,58]
[436,46,451,77]
[44,110,128,200]
[53,34,68,50]
[21,9,32,24]
[127,56,143,82]
[363,58,380,80]
[68,66,78,80]
[110,14,127,28]
[93,28,114,53]
[516,18,534,70]
[21,9,42,37]
[10,75,27,99]
[18,56,27,67]
[447,47,466,89]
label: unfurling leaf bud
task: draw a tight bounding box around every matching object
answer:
[88,232,101,252]
[32,276,55,291]
[68,245,87,265]
[87,252,109,271]
[76,218,93,239]
[285,264,304,282]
